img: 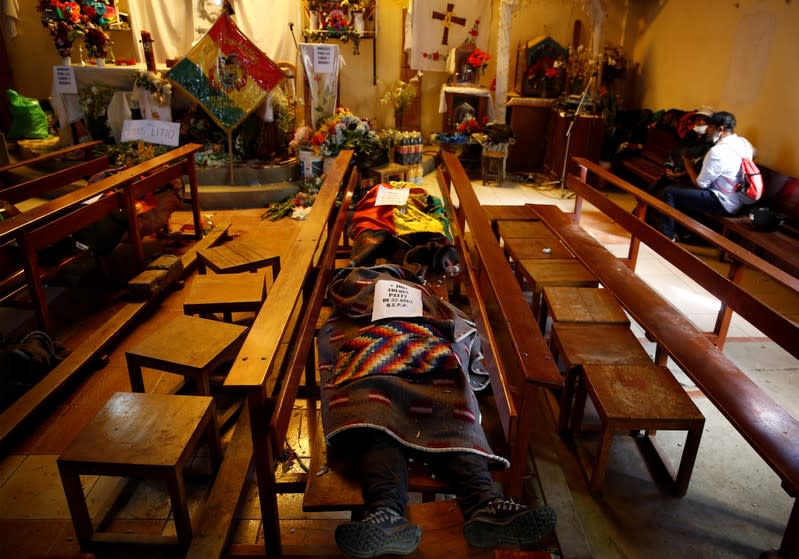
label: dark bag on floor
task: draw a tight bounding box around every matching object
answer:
[0,331,70,412]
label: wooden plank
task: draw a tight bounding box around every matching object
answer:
[185,405,253,559]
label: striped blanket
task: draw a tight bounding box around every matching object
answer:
[317,265,507,467]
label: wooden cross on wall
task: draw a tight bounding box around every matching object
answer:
[432,3,466,46]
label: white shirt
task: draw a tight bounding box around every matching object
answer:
[696,134,755,213]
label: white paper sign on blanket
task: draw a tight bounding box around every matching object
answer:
[371,280,423,322]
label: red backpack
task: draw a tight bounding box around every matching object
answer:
[737,157,764,202]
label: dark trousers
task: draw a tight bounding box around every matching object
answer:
[658,185,729,239]
[341,429,501,519]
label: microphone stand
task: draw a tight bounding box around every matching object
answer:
[543,73,595,197]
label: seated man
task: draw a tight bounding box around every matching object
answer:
[657,110,756,241]
[317,264,557,558]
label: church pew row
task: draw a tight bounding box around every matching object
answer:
[187,151,357,559]
[0,143,203,331]
[0,140,102,188]
[571,156,799,353]
[533,167,799,558]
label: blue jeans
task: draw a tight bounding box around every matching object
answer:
[338,428,501,519]
[658,185,729,239]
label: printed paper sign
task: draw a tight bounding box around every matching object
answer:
[121,119,181,146]
[375,185,410,206]
[53,66,78,94]
[313,45,336,74]
[371,280,423,322]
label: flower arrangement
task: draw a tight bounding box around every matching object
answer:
[379,71,422,125]
[315,108,380,158]
[133,70,173,105]
[37,1,113,58]
[37,1,83,57]
[564,44,596,93]
[304,9,362,55]
[466,48,491,71]
[83,25,110,59]
[457,115,488,136]
[78,83,114,118]
[526,55,564,98]
[340,0,372,12]
[289,125,327,155]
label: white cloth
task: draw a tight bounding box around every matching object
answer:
[127,0,301,67]
[696,134,756,213]
[438,86,495,121]
[106,91,133,143]
[408,0,491,73]
[2,0,19,39]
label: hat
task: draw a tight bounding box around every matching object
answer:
[694,106,714,118]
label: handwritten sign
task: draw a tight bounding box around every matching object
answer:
[121,119,181,146]
[375,185,410,206]
[53,66,77,95]
[313,44,336,74]
[371,280,423,322]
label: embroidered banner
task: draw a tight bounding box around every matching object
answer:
[166,12,284,131]
[408,0,491,73]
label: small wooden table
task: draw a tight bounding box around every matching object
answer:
[497,219,556,240]
[57,392,221,548]
[125,314,247,396]
[577,363,704,496]
[364,162,408,186]
[197,237,281,278]
[503,237,574,281]
[183,272,266,323]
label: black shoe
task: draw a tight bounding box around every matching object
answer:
[335,508,422,558]
[463,498,557,548]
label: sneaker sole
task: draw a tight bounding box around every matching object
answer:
[463,506,557,548]
[335,522,422,558]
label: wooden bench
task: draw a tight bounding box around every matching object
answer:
[2,145,204,331]
[572,156,799,353]
[530,198,799,558]
[0,140,102,188]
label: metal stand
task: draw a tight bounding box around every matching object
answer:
[541,75,595,197]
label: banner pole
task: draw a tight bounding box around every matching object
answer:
[227,130,235,185]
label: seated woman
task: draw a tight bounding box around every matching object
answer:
[317,182,557,558]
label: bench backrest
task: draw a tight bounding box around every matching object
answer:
[437,150,562,497]
[0,155,111,204]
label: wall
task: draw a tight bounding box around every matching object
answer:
[633,0,799,176]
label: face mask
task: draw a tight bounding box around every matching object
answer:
[694,125,708,135]
[712,130,721,143]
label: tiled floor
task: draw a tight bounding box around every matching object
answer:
[0,173,797,559]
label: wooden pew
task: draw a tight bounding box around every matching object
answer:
[571,156,799,352]
[0,144,203,330]
[530,199,799,559]
[187,151,356,559]
[0,140,102,188]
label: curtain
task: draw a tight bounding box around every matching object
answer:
[127,0,301,67]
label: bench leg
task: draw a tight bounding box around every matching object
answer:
[674,425,703,497]
[166,469,192,547]
[57,463,94,543]
[713,260,745,350]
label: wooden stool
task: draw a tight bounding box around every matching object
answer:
[503,237,574,282]
[539,286,629,333]
[482,206,537,239]
[183,272,266,323]
[125,315,247,396]
[576,363,704,496]
[481,147,508,186]
[197,237,281,278]
[365,162,408,185]
[497,220,556,241]
[57,392,221,548]
[550,323,652,435]
[515,259,598,319]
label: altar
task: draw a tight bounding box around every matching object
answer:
[50,63,170,144]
